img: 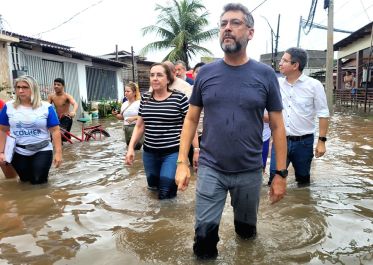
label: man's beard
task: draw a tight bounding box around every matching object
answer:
[220,35,247,54]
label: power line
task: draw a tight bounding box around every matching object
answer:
[250,0,269,13]
[33,0,104,38]
[301,19,353,33]
[359,0,372,21]
[303,0,318,35]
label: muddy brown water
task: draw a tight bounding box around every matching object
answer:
[0,110,372,265]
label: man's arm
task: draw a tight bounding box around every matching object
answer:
[175,105,201,191]
[67,94,78,117]
[315,117,329,158]
[47,94,53,104]
[268,111,287,204]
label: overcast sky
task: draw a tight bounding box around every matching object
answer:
[1,0,372,66]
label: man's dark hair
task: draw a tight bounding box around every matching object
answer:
[193,62,206,72]
[54,78,65,86]
[285,47,308,72]
[221,3,254,28]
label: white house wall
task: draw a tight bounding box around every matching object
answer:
[8,47,124,112]
[117,71,124,101]
[77,64,88,101]
[336,34,372,59]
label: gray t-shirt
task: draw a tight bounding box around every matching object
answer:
[190,59,282,173]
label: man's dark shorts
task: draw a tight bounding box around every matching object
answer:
[60,115,73,140]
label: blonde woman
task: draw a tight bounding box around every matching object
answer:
[112,82,143,150]
[0,76,62,184]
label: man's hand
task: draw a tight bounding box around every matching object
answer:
[269,175,287,204]
[175,163,191,191]
[315,141,326,158]
[69,111,76,118]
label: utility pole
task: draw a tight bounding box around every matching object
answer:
[274,14,280,71]
[131,46,135,82]
[297,16,302,47]
[261,15,278,70]
[325,0,334,114]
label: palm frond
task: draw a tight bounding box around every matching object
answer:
[141,0,218,65]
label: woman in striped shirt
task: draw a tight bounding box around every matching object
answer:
[125,63,189,199]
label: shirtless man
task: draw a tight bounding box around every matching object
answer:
[48,78,78,139]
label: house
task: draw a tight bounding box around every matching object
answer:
[334,22,373,90]
[100,50,154,93]
[0,31,126,116]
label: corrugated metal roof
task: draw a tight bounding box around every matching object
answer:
[4,30,126,67]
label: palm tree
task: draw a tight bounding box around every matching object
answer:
[140,0,219,68]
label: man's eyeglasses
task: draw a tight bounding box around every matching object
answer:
[280,58,296,64]
[219,19,247,29]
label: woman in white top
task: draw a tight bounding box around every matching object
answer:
[113,82,143,150]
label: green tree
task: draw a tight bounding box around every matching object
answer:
[140,0,219,68]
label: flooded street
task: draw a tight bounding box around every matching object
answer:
[0,110,372,265]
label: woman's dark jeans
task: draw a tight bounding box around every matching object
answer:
[12,150,53,185]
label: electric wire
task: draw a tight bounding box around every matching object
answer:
[33,0,104,38]
[250,0,270,13]
[359,0,372,21]
[302,0,318,35]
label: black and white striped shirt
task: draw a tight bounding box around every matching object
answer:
[139,91,189,154]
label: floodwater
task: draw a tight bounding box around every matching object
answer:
[0,109,372,265]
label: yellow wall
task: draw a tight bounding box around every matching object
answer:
[0,34,19,101]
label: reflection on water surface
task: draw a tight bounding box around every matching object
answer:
[0,111,372,265]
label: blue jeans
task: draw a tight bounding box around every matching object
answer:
[269,135,314,185]
[142,151,178,200]
[193,165,262,258]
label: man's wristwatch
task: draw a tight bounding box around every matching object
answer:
[318,136,327,142]
[275,169,288,178]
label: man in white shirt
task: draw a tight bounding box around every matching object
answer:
[269,47,329,186]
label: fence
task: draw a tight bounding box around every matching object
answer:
[334,88,373,111]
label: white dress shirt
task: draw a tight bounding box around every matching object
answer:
[278,74,330,136]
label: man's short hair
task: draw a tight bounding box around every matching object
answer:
[285,47,308,72]
[193,62,206,72]
[54,78,65,86]
[175,60,187,70]
[221,3,254,28]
